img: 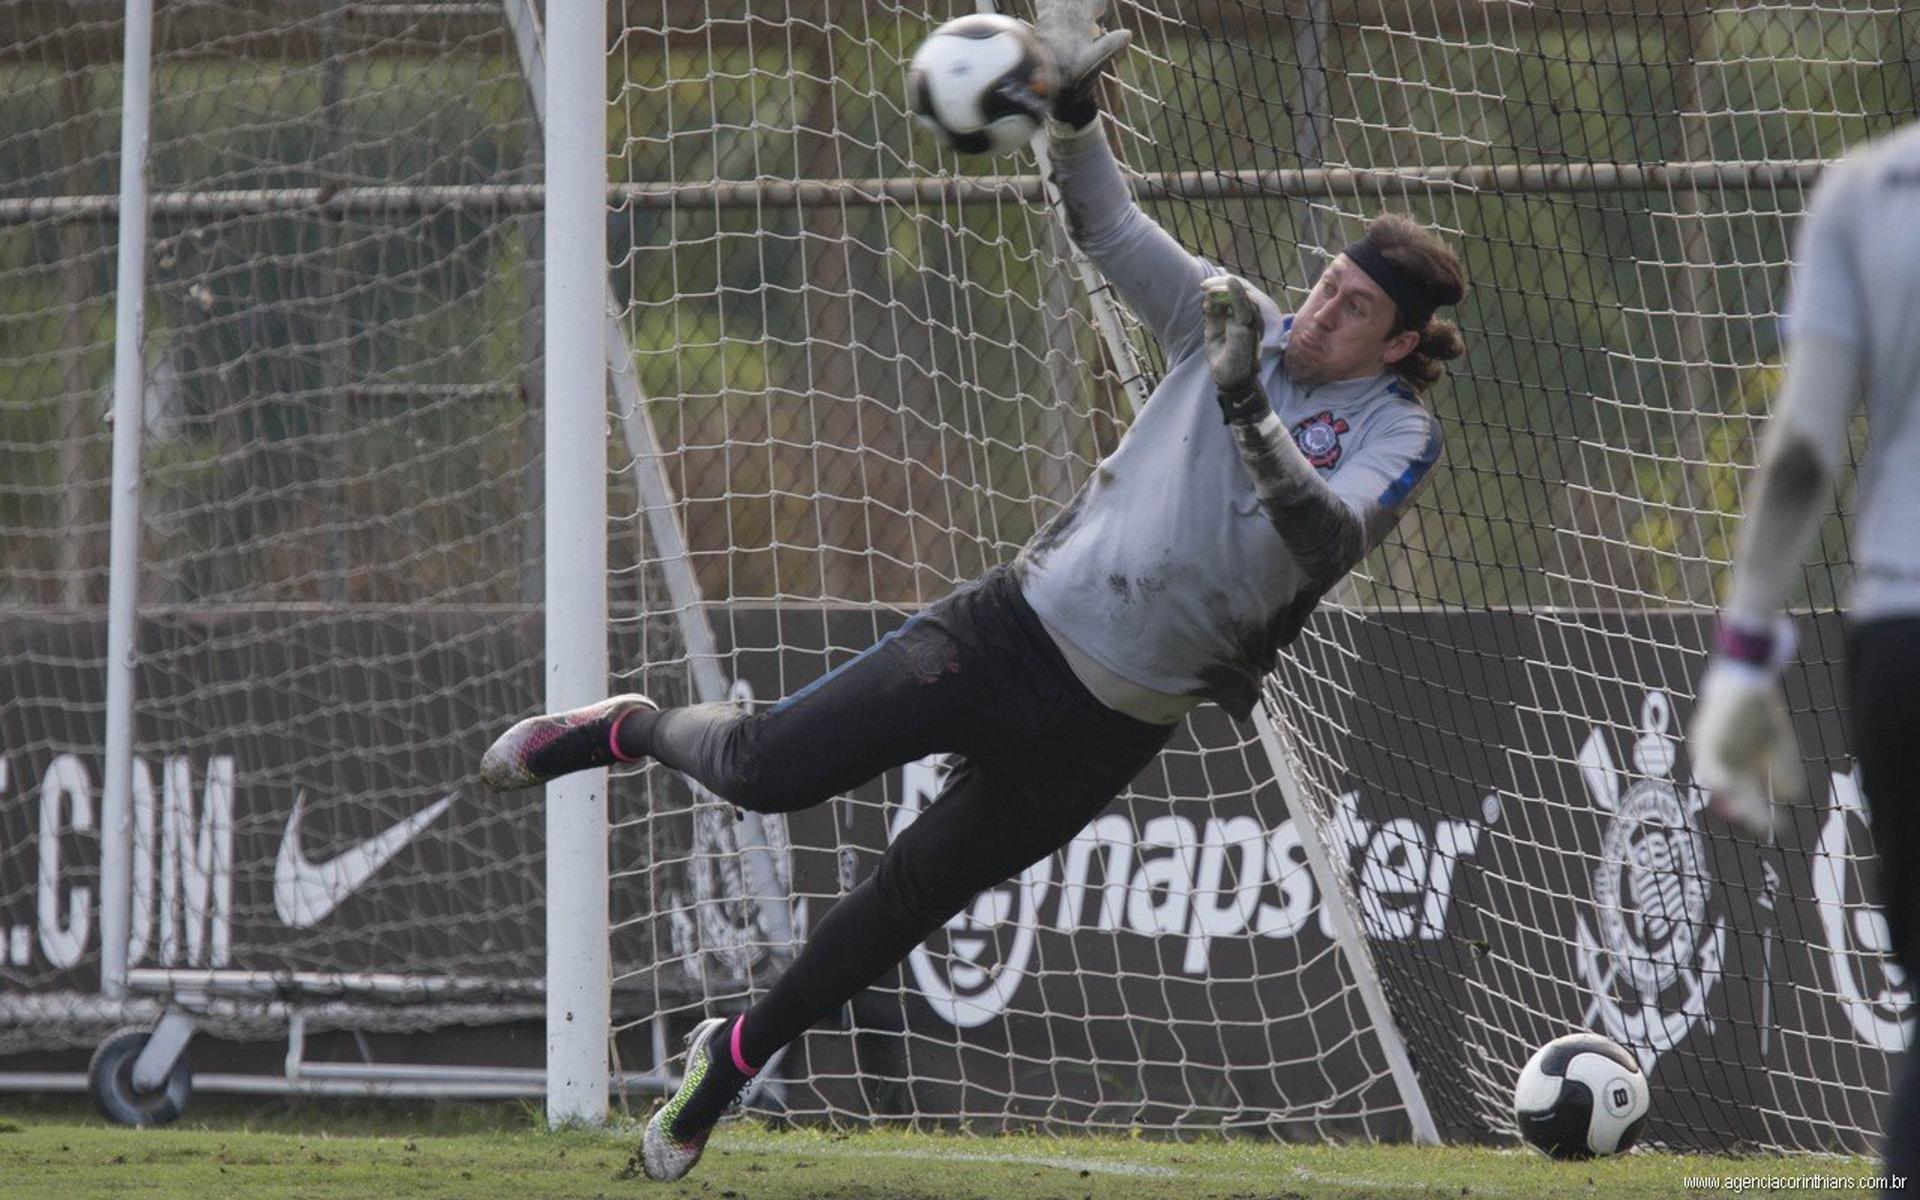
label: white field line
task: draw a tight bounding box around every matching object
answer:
[720,1134,1180,1179]
[1289,1164,1524,1197]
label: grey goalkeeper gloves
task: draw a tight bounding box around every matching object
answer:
[1202,275,1266,423]
[1200,273,1365,585]
[1050,29,1130,128]
[1035,0,1131,129]
[1688,616,1806,838]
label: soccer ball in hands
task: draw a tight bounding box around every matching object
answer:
[1512,1032,1651,1159]
[907,14,1056,156]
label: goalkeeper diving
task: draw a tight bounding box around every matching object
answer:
[479,8,1467,1182]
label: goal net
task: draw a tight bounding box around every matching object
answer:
[603,0,1909,1153]
[0,0,1908,1154]
[0,2,559,1047]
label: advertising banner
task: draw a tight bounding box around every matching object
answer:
[0,608,1900,1150]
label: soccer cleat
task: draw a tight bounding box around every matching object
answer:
[477,694,657,791]
[641,1016,745,1182]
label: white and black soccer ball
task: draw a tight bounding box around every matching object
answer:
[907,14,1055,156]
[1512,1032,1651,1159]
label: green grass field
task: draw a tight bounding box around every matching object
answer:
[0,1096,1885,1199]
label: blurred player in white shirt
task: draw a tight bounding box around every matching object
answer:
[1691,122,1920,1192]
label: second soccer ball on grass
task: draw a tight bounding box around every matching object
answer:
[1513,1032,1652,1159]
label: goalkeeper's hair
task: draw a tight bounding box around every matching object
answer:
[1367,213,1468,394]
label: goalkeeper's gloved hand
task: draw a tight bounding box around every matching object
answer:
[1688,616,1806,838]
[1202,275,1266,423]
[1035,0,1131,129]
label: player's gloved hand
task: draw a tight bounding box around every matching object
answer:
[1202,274,1266,423]
[1035,0,1131,129]
[1688,616,1806,838]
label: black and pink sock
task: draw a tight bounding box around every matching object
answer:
[612,706,660,762]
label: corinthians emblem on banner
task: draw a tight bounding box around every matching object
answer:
[1813,767,1914,1052]
[1573,690,1726,1073]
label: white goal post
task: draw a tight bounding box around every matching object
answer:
[540,0,610,1129]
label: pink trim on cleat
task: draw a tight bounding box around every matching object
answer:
[641,1016,734,1182]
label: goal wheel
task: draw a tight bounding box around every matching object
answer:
[87,1026,191,1127]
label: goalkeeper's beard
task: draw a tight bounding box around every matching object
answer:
[1282,337,1338,388]
[1284,327,1394,389]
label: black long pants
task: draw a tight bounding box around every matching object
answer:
[1848,618,1920,1190]
[643,566,1175,1066]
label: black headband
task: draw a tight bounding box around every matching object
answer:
[1342,237,1439,331]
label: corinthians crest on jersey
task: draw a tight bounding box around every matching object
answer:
[1572,690,1726,1073]
[1291,410,1349,469]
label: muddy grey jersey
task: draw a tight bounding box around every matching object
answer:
[1015,121,1444,720]
[1783,122,1920,621]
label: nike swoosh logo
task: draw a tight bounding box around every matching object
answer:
[274,792,455,929]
